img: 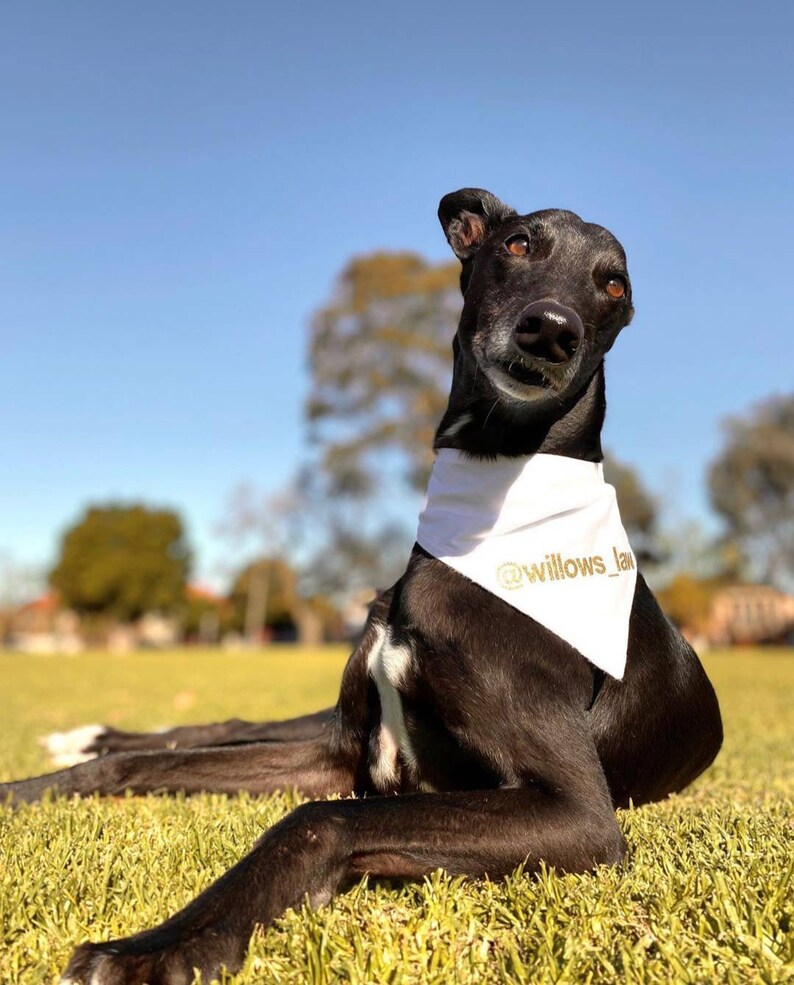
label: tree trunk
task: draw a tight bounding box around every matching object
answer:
[294,603,323,646]
[244,565,270,644]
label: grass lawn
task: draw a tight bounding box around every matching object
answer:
[1,647,792,984]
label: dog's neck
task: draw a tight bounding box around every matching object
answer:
[435,362,607,462]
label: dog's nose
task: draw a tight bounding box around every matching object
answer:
[514,300,584,364]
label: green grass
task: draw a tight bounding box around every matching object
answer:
[1,647,792,984]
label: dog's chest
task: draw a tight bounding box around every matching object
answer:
[366,625,422,793]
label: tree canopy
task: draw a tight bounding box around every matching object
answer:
[307,251,460,497]
[50,504,191,621]
[708,394,794,586]
[602,452,659,563]
[229,557,297,630]
[655,573,727,635]
[229,556,339,643]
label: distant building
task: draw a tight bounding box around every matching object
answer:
[707,584,794,646]
[186,584,225,605]
[5,583,227,652]
[8,591,83,654]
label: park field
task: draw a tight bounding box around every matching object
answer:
[0,647,792,984]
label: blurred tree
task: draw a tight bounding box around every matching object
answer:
[229,556,339,644]
[217,482,297,642]
[708,394,794,586]
[644,519,726,591]
[229,558,295,631]
[602,452,659,562]
[307,251,460,498]
[180,587,233,643]
[303,251,461,600]
[656,573,727,635]
[50,504,191,622]
[295,498,412,601]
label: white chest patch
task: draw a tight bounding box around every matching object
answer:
[366,625,418,791]
[416,450,638,679]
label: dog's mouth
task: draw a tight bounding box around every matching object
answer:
[495,359,550,389]
[479,344,584,404]
[480,359,554,403]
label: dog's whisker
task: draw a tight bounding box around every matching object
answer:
[483,398,500,429]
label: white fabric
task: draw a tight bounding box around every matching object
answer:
[416,449,637,679]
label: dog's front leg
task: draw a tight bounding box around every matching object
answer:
[62,785,624,985]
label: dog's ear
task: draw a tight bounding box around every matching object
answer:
[438,188,516,261]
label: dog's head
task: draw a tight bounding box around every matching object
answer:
[439,188,633,411]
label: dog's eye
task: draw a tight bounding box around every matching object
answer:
[606,277,627,299]
[506,234,530,257]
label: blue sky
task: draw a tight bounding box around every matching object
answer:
[2,1,792,591]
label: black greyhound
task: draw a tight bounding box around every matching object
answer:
[3,189,723,985]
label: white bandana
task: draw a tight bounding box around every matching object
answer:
[416,449,637,679]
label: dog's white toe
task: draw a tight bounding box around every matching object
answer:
[40,724,104,768]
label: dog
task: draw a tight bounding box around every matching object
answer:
[2,188,723,985]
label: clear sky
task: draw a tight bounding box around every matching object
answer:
[2,1,793,591]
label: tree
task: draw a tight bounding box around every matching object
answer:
[295,504,412,601]
[216,482,297,642]
[304,252,457,597]
[602,452,660,563]
[181,587,232,643]
[655,573,726,635]
[307,251,460,500]
[50,504,191,622]
[708,394,794,586]
[228,556,340,644]
[305,251,461,600]
[228,558,297,633]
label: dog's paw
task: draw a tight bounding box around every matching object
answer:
[62,941,195,985]
[62,930,245,985]
[40,724,105,768]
